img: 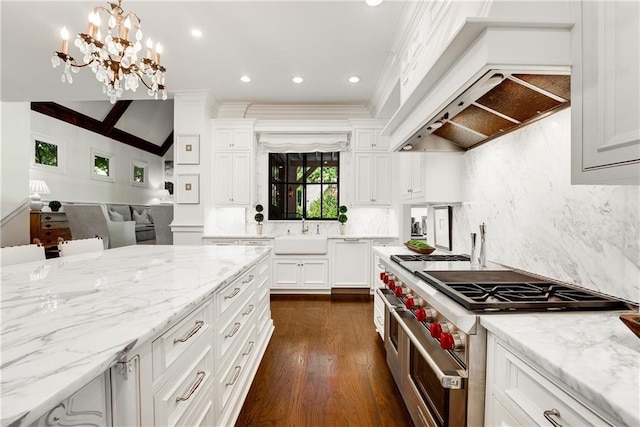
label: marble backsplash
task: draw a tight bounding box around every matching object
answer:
[445,108,639,304]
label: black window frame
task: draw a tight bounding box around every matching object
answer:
[268,152,341,221]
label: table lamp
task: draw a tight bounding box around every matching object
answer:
[29,180,50,211]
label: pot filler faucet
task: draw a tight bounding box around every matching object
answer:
[479,223,487,268]
[301,218,309,234]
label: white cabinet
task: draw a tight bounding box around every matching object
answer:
[330,238,371,288]
[272,257,329,291]
[213,152,252,205]
[213,128,252,151]
[353,152,391,206]
[353,128,389,151]
[485,333,613,426]
[571,0,640,184]
[30,374,111,427]
[398,152,463,204]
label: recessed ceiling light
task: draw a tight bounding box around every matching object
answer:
[191,29,202,38]
[366,0,383,6]
[240,75,252,83]
[347,76,361,83]
[292,76,304,84]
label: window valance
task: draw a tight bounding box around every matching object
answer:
[257,133,350,153]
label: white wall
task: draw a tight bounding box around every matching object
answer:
[0,102,31,246]
[29,112,163,205]
[432,109,639,304]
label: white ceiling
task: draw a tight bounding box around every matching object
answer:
[1,0,405,110]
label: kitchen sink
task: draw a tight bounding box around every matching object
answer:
[273,235,328,255]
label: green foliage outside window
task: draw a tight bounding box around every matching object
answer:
[35,140,58,167]
[94,155,110,176]
[133,165,145,182]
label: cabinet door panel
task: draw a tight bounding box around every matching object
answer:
[332,240,370,288]
[372,154,391,205]
[213,129,233,150]
[232,129,253,150]
[354,153,374,205]
[214,153,234,205]
[272,259,300,288]
[300,260,329,289]
[231,152,251,205]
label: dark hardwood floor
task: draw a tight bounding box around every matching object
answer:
[236,295,414,427]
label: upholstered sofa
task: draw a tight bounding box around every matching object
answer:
[106,204,156,243]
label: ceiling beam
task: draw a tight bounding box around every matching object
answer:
[30,102,169,157]
[160,131,174,157]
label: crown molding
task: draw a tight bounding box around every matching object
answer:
[245,104,371,120]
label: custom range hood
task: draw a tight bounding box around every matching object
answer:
[385,20,574,152]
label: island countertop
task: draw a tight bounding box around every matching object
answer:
[0,245,270,427]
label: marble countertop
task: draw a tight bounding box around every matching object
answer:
[203,234,399,240]
[0,245,270,427]
[482,313,640,426]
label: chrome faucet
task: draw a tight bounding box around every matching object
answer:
[301,218,309,234]
[479,223,487,268]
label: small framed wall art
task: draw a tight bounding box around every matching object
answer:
[176,173,199,204]
[433,205,453,251]
[176,134,200,164]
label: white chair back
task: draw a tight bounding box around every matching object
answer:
[0,243,46,267]
[58,237,105,257]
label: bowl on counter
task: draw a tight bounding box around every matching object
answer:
[619,313,640,338]
[404,242,436,254]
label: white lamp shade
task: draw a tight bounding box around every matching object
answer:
[29,180,51,196]
[157,189,170,198]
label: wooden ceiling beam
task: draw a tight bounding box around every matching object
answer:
[31,101,167,157]
[160,131,174,157]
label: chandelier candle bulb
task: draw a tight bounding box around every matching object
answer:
[60,27,69,54]
[155,43,162,65]
[146,38,153,59]
[123,17,131,40]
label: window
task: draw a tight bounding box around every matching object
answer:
[268,152,340,220]
[91,148,115,182]
[130,160,148,187]
[32,133,65,173]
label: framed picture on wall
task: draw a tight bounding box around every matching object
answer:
[176,134,200,164]
[433,205,452,251]
[176,174,199,204]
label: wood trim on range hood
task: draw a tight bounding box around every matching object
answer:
[384,19,574,153]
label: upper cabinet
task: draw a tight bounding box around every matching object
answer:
[212,120,256,206]
[353,128,390,151]
[571,0,640,185]
[398,152,463,204]
[352,124,392,206]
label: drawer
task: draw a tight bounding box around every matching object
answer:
[40,230,72,246]
[40,213,68,222]
[177,385,214,427]
[40,221,69,230]
[492,339,611,426]
[216,294,256,362]
[218,324,257,417]
[255,298,271,335]
[240,239,271,246]
[216,265,257,319]
[154,344,214,427]
[153,300,213,382]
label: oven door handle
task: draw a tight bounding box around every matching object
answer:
[375,288,403,310]
[391,309,466,390]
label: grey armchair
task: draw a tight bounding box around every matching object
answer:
[63,204,136,249]
[150,205,174,245]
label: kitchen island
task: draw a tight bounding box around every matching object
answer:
[1,245,273,426]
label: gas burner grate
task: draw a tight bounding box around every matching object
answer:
[391,254,471,263]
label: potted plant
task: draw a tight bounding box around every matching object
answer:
[254,204,264,235]
[338,205,348,235]
[48,200,62,212]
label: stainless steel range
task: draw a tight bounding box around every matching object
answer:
[375,252,631,427]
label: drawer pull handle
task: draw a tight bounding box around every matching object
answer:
[242,341,255,356]
[44,216,52,220]
[44,224,52,228]
[225,288,241,299]
[176,371,206,403]
[543,409,563,427]
[242,274,255,284]
[226,366,242,387]
[225,322,241,338]
[173,320,204,344]
[242,305,255,316]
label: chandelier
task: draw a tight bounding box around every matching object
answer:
[52,0,167,104]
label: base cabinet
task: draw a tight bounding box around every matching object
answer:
[272,257,329,291]
[330,239,371,288]
[485,333,613,426]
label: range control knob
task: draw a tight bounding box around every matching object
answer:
[383,273,389,284]
[388,280,396,290]
[430,323,442,338]
[394,286,404,297]
[405,297,415,309]
[415,308,435,322]
[440,332,464,351]
[380,272,386,281]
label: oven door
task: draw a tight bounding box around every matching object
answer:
[394,310,468,427]
[377,288,404,385]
